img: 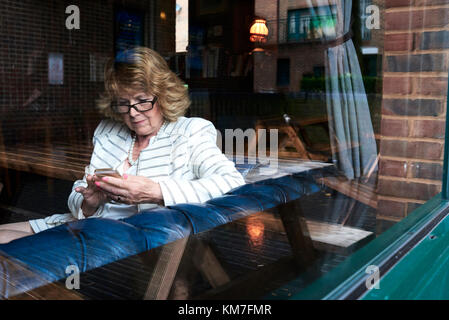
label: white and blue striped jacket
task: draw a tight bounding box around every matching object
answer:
[68,116,246,220]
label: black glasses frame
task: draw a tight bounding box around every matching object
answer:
[112,96,158,114]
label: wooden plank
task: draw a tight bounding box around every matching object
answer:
[318,176,378,209]
[193,239,231,288]
[235,211,374,253]
[296,116,328,126]
[14,142,92,157]
[0,141,93,181]
[276,201,317,267]
[4,146,91,167]
[143,237,189,300]
[0,253,84,300]
[305,220,374,253]
[37,141,94,152]
[0,149,86,173]
[194,256,302,299]
[8,282,85,300]
[0,151,84,181]
[0,149,88,171]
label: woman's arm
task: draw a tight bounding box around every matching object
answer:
[95,119,245,206]
[67,120,111,219]
[159,119,245,206]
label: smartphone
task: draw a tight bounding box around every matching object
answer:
[94,168,122,179]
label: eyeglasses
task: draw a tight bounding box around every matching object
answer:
[112,96,158,114]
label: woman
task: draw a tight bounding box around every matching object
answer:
[0,47,245,244]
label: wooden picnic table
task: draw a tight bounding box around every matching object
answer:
[0,142,92,181]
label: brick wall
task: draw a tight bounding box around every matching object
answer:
[255,0,329,92]
[377,0,449,220]
[0,0,174,144]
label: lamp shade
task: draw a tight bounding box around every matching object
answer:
[249,18,268,43]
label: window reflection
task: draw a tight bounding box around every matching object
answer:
[246,215,265,251]
[0,0,447,300]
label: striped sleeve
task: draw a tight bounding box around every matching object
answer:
[159,119,245,206]
[67,120,109,219]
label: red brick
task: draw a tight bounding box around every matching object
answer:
[412,120,445,139]
[378,179,440,201]
[380,140,408,157]
[407,141,443,160]
[379,159,408,177]
[382,99,443,117]
[418,31,449,50]
[383,76,413,95]
[415,77,448,96]
[381,118,409,137]
[385,9,449,31]
[407,202,424,214]
[410,161,443,180]
[380,140,443,160]
[386,0,414,8]
[385,54,447,73]
[415,0,449,5]
[377,200,406,218]
[384,33,414,52]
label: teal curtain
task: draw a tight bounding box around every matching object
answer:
[308,0,377,179]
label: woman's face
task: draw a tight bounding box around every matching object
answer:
[117,91,164,138]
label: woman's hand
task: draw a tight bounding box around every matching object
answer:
[94,174,164,205]
[75,174,109,217]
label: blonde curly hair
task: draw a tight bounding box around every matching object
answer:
[97,47,190,122]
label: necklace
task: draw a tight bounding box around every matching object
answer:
[128,134,138,166]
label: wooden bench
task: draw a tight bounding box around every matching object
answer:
[318,176,378,209]
[142,199,374,299]
[69,198,374,300]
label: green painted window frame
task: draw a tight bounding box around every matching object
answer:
[286,71,449,301]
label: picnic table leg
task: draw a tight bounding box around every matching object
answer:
[192,238,230,288]
[277,200,317,267]
[142,236,189,300]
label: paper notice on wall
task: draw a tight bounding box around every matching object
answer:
[90,53,108,82]
[48,53,64,85]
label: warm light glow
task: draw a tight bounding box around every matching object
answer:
[160,11,167,20]
[246,218,265,250]
[249,18,268,43]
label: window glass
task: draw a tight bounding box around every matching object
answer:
[277,58,290,86]
[0,0,448,300]
[288,7,337,41]
[360,0,372,40]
